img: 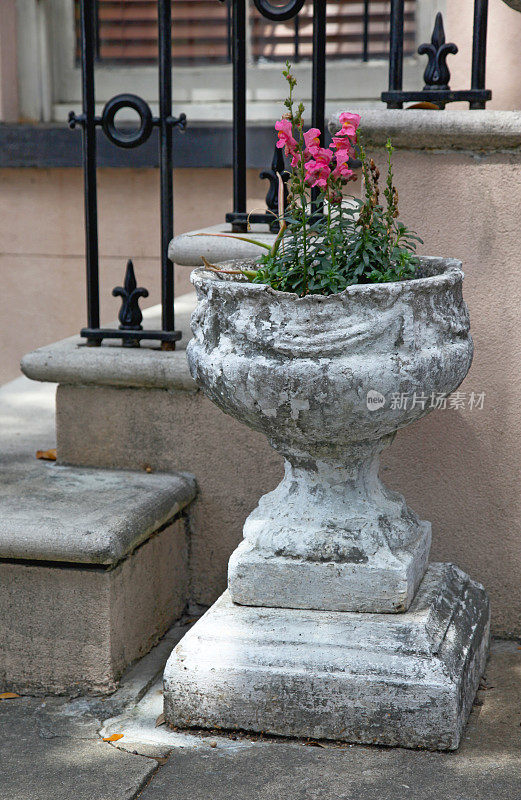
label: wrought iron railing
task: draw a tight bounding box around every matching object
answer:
[71,0,490,348]
[71,0,185,348]
[382,0,490,109]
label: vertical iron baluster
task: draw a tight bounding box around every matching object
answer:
[93,0,100,61]
[232,0,247,232]
[226,0,232,62]
[362,0,369,62]
[294,13,300,63]
[158,0,175,346]
[311,0,326,211]
[79,0,100,343]
[387,0,404,108]
[470,0,489,109]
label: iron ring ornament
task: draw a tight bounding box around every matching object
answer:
[252,0,306,21]
[101,94,154,149]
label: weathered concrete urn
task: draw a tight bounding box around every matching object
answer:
[187,257,472,613]
[164,256,490,751]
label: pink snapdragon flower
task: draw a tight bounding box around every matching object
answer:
[303,127,322,157]
[304,159,331,188]
[337,111,361,137]
[331,133,355,155]
[331,160,355,182]
[313,147,333,165]
[331,111,361,155]
[275,119,297,156]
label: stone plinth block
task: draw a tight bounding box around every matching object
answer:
[164,563,490,751]
[228,452,432,613]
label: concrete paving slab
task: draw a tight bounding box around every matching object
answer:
[0,696,157,800]
[138,734,521,800]
[107,640,521,799]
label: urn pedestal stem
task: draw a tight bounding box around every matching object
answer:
[229,436,431,613]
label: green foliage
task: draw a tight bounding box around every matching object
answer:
[249,64,423,297]
[253,137,422,296]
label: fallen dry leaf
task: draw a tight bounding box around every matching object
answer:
[155,713,166,728]
[102,733,124,742]
[0,692,20,700]
[36,449,57,461]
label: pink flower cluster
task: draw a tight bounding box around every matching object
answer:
[275,111,361,192]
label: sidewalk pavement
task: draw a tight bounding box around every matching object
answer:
[1,639,520,800]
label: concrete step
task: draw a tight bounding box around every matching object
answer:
[0,377,196,695]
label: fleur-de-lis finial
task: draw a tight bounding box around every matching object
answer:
[112,260,149,346]
[418,12,458,91]
[260,144,289,231]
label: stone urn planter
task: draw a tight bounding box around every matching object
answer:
[187,256,472,613]
[164,256,489,751]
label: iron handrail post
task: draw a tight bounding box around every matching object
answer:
[363,0,369,62]
[79,0,100,342]
[470,0,489,109]
[311,0,326,212]
[158,0,176,345]
[387,0,405,108]
[232,0,247,232]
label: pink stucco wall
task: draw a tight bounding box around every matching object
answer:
[448,0,521,110]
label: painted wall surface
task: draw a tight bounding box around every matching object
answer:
[0,0,18,121]
[377,146,521,637]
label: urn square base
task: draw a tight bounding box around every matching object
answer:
[228,523,431,613]
[164,563,490,751]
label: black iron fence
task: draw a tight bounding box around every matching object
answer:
[71,0,490,348]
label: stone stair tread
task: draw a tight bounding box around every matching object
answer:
[169,223,277,267]
[20,293,198,391]
[0,461,196,565]
[0,376,196,566]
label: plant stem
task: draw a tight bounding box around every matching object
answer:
[327,187,335,269]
